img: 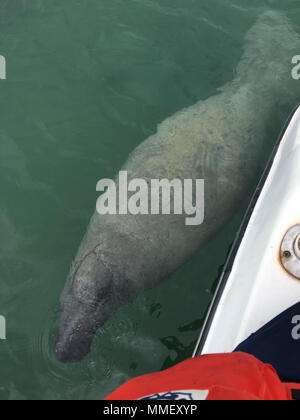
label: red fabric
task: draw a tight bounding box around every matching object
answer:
[105,352,300,400]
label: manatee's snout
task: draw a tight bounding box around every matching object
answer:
[53,299,99,363]
[53,250,117,363]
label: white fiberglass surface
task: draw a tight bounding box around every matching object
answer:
[202,106,300,355]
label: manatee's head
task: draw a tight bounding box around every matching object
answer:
[53,250,131,363]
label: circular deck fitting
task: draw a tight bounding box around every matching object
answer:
[281,225,300,279]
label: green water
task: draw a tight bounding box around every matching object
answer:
[0,0,300,400]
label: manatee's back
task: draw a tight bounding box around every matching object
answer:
[55,11,300,363]
[75,11,300,288]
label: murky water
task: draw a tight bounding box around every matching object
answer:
[0,0,300,400]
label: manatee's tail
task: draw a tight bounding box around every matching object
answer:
[234,11,300,102]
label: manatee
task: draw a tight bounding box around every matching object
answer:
[53,11,300,362]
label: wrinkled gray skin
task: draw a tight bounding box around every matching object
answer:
[54,12,300,362]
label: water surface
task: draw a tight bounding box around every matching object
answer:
[0,0,299,400]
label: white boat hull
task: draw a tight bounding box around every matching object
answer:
[194,105,300,356]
